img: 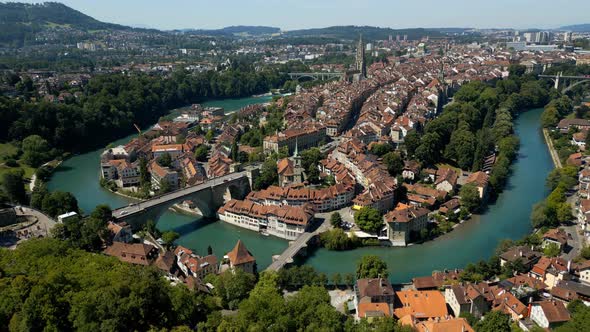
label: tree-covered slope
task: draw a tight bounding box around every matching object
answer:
[0,2,132,46]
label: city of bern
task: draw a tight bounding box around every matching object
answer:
[2,1,590,331]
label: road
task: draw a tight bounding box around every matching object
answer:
[564,193,585,261]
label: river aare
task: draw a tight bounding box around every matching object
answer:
[48,100,552,283]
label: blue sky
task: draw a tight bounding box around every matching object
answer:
[10,0,590,30]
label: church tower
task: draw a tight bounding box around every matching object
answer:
[355,34,366,79]
[293,139,304,184]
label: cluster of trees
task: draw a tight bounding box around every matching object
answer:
[0,239,212,331]
[203,269,256,310]
[50,205,111,251]
[531,184,573,228]
[354,206,383,233]
[0,63,287,154]
[1,169,27,204]
[320,228,358,250]
[369,143,404,177]
[356,255,388,279]
[459,183,481,213]
[277,265,332,290]
[253,158,278,190]
[531,166,577,229]
[406,72,548,199]
[540,96,574,128]
[30,184,79,218]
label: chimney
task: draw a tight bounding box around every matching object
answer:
[567,260,571,272]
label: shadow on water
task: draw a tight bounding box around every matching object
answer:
[51,165,75,173]
[165,217,213,234]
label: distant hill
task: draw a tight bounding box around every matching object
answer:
[283,25,444,41]
[0,2,136,46]
[560,24,590,32]
[180,25,280,37]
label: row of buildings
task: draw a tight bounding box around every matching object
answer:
[104,221,258,288]
[353,230,590,330]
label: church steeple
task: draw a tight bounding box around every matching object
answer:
[355,34,366,79]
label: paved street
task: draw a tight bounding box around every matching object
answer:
[563,192,586,261]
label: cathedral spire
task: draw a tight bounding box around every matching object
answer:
[355,34,366,79]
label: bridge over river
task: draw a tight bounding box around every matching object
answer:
[112,170,255,229]
[265,214,331,271]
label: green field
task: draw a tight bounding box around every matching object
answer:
[0,143,36,189]
[0,143,18,162]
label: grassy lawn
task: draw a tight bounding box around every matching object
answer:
[0,143,18,162]
[0,162,36,190]
[435,162,463,174]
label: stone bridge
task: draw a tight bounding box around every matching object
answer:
[112,168,258,230]
[265,215,330,272]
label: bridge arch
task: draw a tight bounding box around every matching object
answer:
[563,79,590,93]
[112,172,253,230]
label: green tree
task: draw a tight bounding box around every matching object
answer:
[41,191,78,218]
[382,152,404,176]
[157,153,173,167]
[194,145,209,162]
[253,159,278,190]
[415,132,441,165]
[331,273,342,287]
[1,170,26,204]
[541,107,559,127]
[356,255,388,279]
[90,204,112,222]
[475,310,512,332]
[444,128,476,169]
[344,273,355,288]
[369,143,393,157]
[330,212,343,228]
[22,135,50,167]
[403,130,421,156]
[139,157,150,185]
[543,243,561,257]
[231,139,239,161]
[161,231,180,249]
[320,229,355,250]
[459,183,481,213]
[555,302,590,332]
[354,207,383,233]
[205,129,214,142]
[30,183,49,209]
[206,269,256,309]
[508,64,526,77]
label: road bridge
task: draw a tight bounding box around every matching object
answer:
[287,72,345,81]
[539,73,590,93]
[265,215,330,272]
[112,168,258,230]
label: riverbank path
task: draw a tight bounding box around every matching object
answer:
[543,128,562,169]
